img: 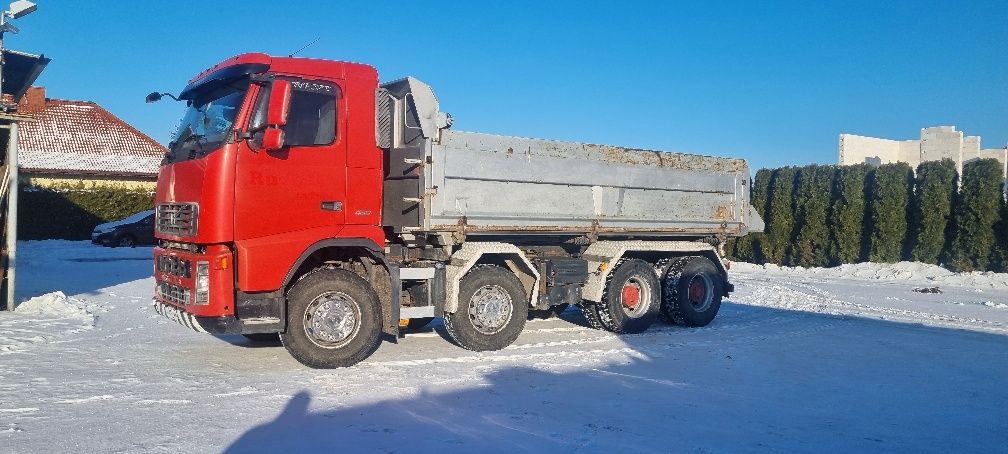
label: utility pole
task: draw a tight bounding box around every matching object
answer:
[0,0,36,311]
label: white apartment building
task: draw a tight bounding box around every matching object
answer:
[839,126,1007,178]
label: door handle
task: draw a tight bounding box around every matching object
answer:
[321,201,343,212]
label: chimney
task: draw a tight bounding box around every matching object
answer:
[17,86,46,112]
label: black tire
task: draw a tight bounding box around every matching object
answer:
[661,256,723,327]
[242,333,280,343]
[579,302,608,330]
[444,266,528,351]
[116,234,136,248]
[280,268,382,368]
[594,259,661,334]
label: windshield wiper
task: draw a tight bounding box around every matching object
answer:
[169,126,205,156]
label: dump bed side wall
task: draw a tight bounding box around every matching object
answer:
[409,130,755,236]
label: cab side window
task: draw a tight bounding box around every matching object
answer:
[251,79,338,147]
[284,88,337,146]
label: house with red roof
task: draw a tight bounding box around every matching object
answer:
[15,86,165,189]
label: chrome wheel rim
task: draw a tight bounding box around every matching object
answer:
[620,275,653,318]
[468,285,513,335]
[304,291,361,348]
[687,274,714,312]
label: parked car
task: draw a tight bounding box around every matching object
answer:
[91,210,156,247]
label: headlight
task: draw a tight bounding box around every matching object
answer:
[194,261,209,305]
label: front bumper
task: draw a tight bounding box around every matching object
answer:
[153,244,234,317]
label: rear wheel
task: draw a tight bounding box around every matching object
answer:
[281,268,382,368]
[661,256,723,327]
[444,266,528,351]
[594,259,661,333]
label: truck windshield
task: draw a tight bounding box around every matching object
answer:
[165,83,248,163]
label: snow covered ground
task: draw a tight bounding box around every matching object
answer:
[2,241,1007,453]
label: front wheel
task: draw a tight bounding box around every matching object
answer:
[281,268,382,368]
[116,234,136,248]
[661,256,723,327]
[444,266,528,351]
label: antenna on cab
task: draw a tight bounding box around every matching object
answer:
[288,37,320,57]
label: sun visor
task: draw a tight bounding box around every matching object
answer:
[179,62,269,101]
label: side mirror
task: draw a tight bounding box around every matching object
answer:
[247,79,292,151]
[267,79,292,127]
[261,127,285,151]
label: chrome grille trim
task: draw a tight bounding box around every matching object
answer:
[157,255,192,278]
[157,203,198,236]
[158,281,191,306]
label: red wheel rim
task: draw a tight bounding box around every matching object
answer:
[621,283,641,309]
[689,278,706,304]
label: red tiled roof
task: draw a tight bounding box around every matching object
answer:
[16,88,166,177]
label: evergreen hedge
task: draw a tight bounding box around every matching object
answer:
[867,163,913,263]
[729,168,772,263]
[732,160,1005,272]
[996,191,1008,272]
[18,182,155,240]
[909,159,957,264]
[827,164,868,264]
[764,166,797,264]
[947,159,1003,271]
[790,165,834,267]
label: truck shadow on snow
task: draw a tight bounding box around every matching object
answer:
[222,303,1008,453]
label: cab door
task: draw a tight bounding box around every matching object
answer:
[234,78,346,245]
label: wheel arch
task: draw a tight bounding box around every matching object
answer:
[444,242,540,313]
[581,240,728,303]
[281,238,401,338]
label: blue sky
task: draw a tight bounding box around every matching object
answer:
[10,0,1007,170]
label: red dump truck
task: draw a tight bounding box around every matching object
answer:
[149,53,764,368]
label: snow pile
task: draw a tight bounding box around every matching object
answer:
[0,291,95,354]
[734,261,1008,288]
[15,291,92,321]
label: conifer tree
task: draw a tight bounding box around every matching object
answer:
[764,166,797,264]
[948,159,1003,271]
[791,165,834,267]
[745,168,773,263]
[827,164,868,264]
[909,159,957,264]
[868,163,913,263]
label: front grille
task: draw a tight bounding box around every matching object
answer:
[159,281,190,306]
[157,203,198,236]
[157,255,192,278]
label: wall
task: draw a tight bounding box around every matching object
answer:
[839,134,904,166]
[839,126,1005,179]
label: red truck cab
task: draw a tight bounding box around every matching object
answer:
[153,53,389,334]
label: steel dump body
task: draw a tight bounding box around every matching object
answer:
[385,129,763,237]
